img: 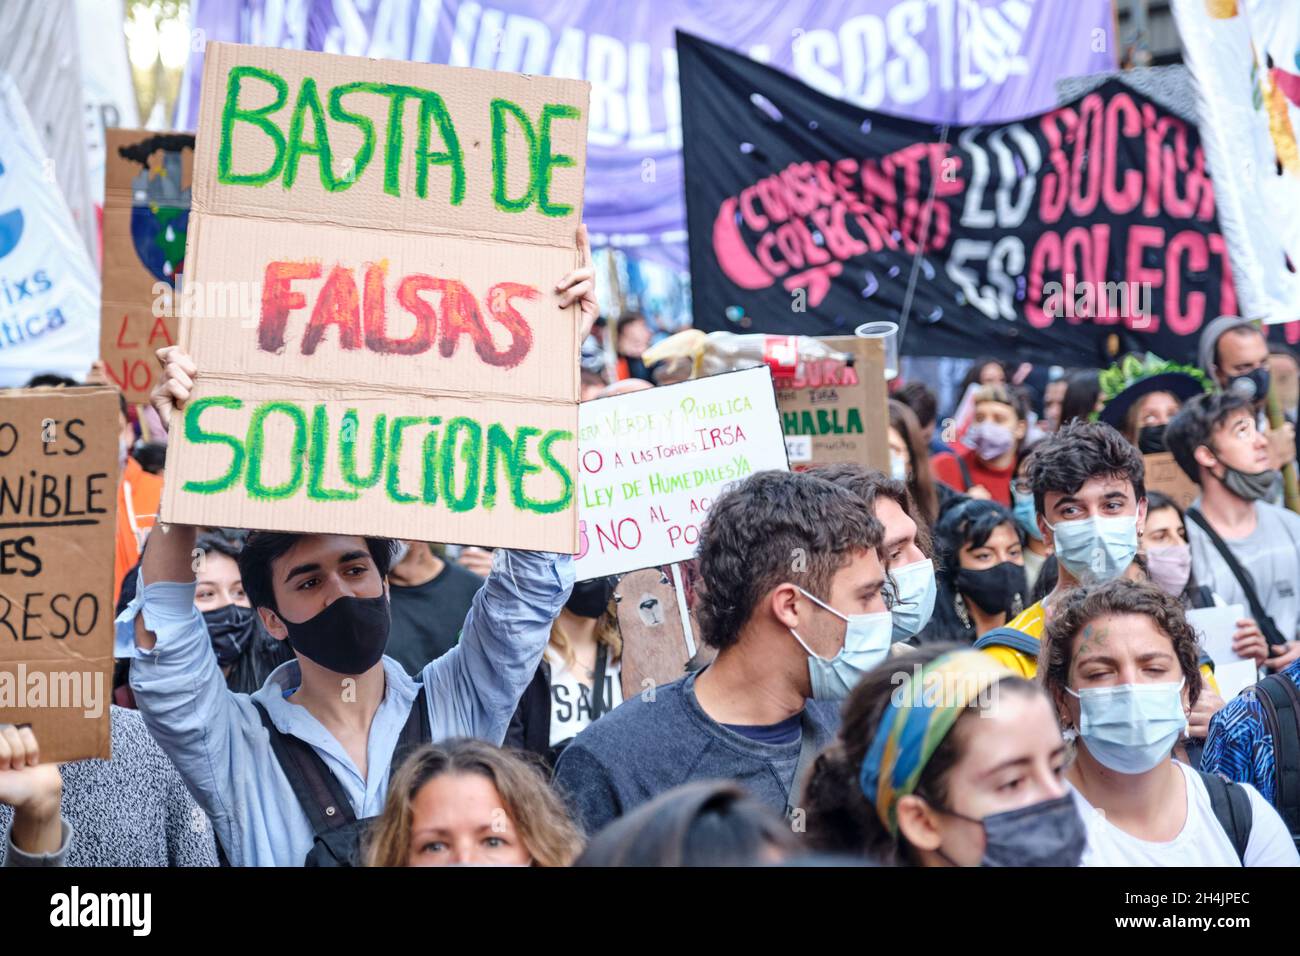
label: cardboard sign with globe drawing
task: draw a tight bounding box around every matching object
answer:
[100,129,194,402]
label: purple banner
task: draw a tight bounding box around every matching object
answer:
[181,0,1115,263]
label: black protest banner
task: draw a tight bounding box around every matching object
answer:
[679,31,1238,367]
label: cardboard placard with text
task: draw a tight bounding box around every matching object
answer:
[100,129,194,402]
[615,567,712,698]
[162,44,589,551]
[775,336,889,473]
[1144,452,1199,511]
[575,365,789,580]
[0,387,118,762]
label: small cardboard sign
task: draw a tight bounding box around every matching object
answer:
[615,566,713,698]
[575,365,789,580]
[774,336,890,474]
[99,129,194,402]
[162,44,589,551]
[1144,452,1199,511]
[0,387,118,762]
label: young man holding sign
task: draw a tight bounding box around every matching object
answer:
[120,238,596,867]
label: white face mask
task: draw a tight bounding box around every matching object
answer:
[887,559,936,640]
[1066,678,1187,775]
[391,540,411,565]
[889,451,908,483]
[790,587,892,701]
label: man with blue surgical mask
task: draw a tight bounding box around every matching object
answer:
[811,463,937,645]
[554,471,889,835]
[977,422,1223,722]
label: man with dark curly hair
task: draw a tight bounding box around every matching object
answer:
[554,470,888,834]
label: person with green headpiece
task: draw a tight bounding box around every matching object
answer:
[1095,353,1213,454]
[802,643,1085,866]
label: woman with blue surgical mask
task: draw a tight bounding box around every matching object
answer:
[1042,579,1298,867]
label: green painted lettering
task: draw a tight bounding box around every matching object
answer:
[218,65,289,186]
[327,83,377,188]
[308,405,359,500]
[181,396,245,494]
[524,429,573,514]
[284,77,339,191]
[420,417,442,504]
[537,103,580,217]
[341,409,386,488]
[245,401,307,500]
[441,417,483,513]
[386,416,424,503]
[490,98,537,212]
[415,91,465,204]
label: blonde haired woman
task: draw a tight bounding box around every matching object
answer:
[366,739,583,867]
[507,577,624,768]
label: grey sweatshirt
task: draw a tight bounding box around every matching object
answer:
[553,671,841,835]
[2,706,218,867]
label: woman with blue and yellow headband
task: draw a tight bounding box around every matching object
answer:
[802,644,1085,866]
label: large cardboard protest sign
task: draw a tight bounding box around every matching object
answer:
[776,336,889,473]
[162,44,589,551]
[100,129,194,403]
[0,388,117,762]
[1144,452,1199,511]
[680,32,1238,368]
[575,366,789,580]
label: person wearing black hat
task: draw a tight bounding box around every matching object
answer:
[506,576,623,770]
[1096,354,1213,454]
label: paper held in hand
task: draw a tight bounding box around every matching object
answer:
[161,43,590,552]
[1185,603,1258,701]
[574,365,790,580]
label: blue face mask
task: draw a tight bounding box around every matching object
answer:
[1047,514,1138,585]
[1011,487,1042,542]
[1066,678,1187,775]
[791,587,892,701]
[887,559,936,641]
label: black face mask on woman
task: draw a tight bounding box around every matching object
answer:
[281,594,391,675]
[566,577,616,619]
[202,604,259,668]
[1137,424,1168,454]
[936,794,1087,867]
[954,562,1026,616]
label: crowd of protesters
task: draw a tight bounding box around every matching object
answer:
[4,292,1300,869]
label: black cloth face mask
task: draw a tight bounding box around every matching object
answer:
[202,603,258,668]
[936,794,1087,867]
[954,562,1026,616]
[567,577,615,619]
[1137,423,1167,454]
[1227,367,1270,403]
[280,594,391,675]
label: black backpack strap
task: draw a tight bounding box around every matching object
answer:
[955,453,974,492]
[1188,585,1216,610]
[973,626,1042,659]
[1256,674,1300,840]
[1186,508,1289,648]
[252,700,357,836]
[392,684,431,772]
[589,644,609,721]
[1199,769,1253,864]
